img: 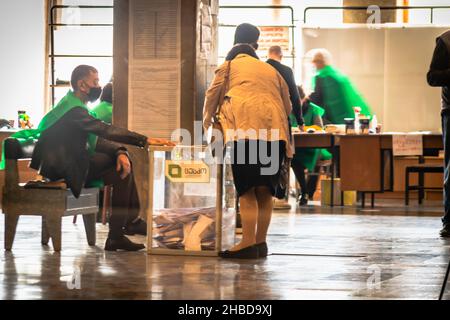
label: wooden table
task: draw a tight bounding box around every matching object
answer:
[339,133,443,207]
[293,132,444,207]
[293,133,338,206]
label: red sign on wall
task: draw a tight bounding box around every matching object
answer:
[258,26,290,53]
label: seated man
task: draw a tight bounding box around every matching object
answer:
[12,65,174,251]
[90,82,148,235]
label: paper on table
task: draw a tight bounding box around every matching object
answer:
[392,134,423,156]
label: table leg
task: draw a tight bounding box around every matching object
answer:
[330,137,335,207]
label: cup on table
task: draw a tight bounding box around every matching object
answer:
[376,124,382,134]
[344,118,355,134]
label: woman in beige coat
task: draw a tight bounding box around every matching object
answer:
[203,24,292,259]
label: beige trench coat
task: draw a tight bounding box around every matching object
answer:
[203,54,293,158]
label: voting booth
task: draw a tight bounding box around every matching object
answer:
[146,145,236,256]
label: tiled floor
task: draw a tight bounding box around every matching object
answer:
[0,199,449,300]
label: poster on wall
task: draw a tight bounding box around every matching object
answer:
[257,26,290,54]
[128,0,181,139]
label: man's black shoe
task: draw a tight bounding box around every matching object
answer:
[104,236,145,251]
[124,218,147,236]
[298,194,308,206]
[440,224,450,238]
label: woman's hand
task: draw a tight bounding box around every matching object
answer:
[147,138,176,146]
[116,154,131,180]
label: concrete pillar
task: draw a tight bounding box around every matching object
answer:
[343,0,398,23]
[113,0,219,219]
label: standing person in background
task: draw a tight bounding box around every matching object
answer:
[203,23,293,259]
[290,86,331,206]
[266,45,304,209]
[305,49,372,124]
[266,45,304,129]
[427,30,450,238]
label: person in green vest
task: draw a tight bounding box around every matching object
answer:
[304,49,372,124]
[0,65,174,251]
[291,86,332,206]
[92,82,113,124]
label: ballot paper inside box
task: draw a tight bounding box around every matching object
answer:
[147,146,236,256]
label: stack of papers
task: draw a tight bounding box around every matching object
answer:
[153,207,217,250]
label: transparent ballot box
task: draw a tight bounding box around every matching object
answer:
[147,146,236,256]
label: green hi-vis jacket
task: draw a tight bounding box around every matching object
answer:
[1,91,98,171]
[290,102,332,171]
[313,65,372,124]
[91,101,113,124]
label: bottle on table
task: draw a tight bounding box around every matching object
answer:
[353,106,361,134]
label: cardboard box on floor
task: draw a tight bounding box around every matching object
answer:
[321,178,356,206]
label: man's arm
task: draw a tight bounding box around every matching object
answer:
[96,137,128,158]
[308,77,323,106]
[69,107,148,148]
[427,38,450,87]
[96,137,132,179]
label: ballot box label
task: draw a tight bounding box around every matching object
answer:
[165,161,210,183]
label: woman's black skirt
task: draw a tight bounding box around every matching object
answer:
[228,140,286,199]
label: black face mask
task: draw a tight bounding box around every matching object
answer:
[87,86,102,103]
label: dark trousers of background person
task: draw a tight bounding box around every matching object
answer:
[86,153,140,239]
[442,112,450,225]
[291,162,320,199]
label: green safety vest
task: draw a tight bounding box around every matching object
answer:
[91,101,112,124]
[1,90,98,170]
[312,65,372,124]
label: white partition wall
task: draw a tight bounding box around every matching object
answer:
[302,26,449,132]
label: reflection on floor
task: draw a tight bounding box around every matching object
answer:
[0,199,449,300]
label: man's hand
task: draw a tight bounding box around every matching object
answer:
[298,125,305,132]
[148,138,176,146]
[301,96,309,105]
[116,154,131,180]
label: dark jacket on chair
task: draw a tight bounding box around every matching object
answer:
[30,107,148,198]
[427,30,450,113]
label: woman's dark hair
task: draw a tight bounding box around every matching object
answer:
[100,83,113,104]
[71,65,98,90]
